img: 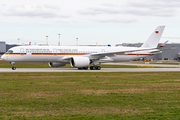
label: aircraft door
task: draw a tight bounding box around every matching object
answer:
[53,49,57,55]
[20,48,24,55]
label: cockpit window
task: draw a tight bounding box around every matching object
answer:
[7,50,13,53]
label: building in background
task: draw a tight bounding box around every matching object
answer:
[0,41,6,58]
[6,44,18,52]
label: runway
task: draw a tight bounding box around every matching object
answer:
[0,68,180,72]
[103,62,180,68]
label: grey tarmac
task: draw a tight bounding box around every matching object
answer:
[0,68,180,72]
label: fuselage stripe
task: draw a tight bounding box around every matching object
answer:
[4,53,153,56]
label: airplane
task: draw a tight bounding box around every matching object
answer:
[1,26,165,70]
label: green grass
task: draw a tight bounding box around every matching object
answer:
[0,72,180,119]
[151,62,180,65]
[0,60,139,68]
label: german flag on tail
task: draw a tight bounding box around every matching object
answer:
[155,31,159,34]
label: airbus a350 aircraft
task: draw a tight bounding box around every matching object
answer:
[1,26,165,70]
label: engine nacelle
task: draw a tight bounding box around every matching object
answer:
[70,57,90,68]
[48,62,67,67]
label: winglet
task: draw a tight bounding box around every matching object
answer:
[157,40,168,49]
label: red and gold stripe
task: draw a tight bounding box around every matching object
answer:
[4,53,153,56]
[4,53,87,55]
[4,53,27,55]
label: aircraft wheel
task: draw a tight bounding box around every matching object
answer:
[12,67,16,70]
[90,66,95,70]
[95,66,101,70]
[83,67,88,70]
[90,66,92,70]
[97,66,101,70]
[78,68,82,70]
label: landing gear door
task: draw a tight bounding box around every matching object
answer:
[20,48,24,55]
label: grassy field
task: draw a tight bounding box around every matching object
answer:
[125,61,180,65]
[0,72,180,119]
[152,62,180,65]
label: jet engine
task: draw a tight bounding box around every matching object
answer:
[70,57,90,68]
[48,62,67,67]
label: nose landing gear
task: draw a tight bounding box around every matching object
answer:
[10,62,16,70]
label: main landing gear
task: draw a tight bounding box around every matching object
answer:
[90,66,101,70]
[11,62,16,70]
[78,66,101,70]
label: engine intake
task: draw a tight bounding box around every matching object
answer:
[70,57,90,68]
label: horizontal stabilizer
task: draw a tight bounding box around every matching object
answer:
[157,40,168,49]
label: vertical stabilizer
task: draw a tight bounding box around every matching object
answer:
[141,26,165,48]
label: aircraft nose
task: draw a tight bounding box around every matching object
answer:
[1,54,6,61]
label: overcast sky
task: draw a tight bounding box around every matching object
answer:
[0,0,180,46]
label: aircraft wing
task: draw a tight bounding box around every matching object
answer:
[62,47,159,60]
[150,47,177,53]
[89,47,158,58]
[89,40,169,59]
[62,44,170,61]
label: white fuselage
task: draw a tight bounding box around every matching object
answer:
[1,45,154,63]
